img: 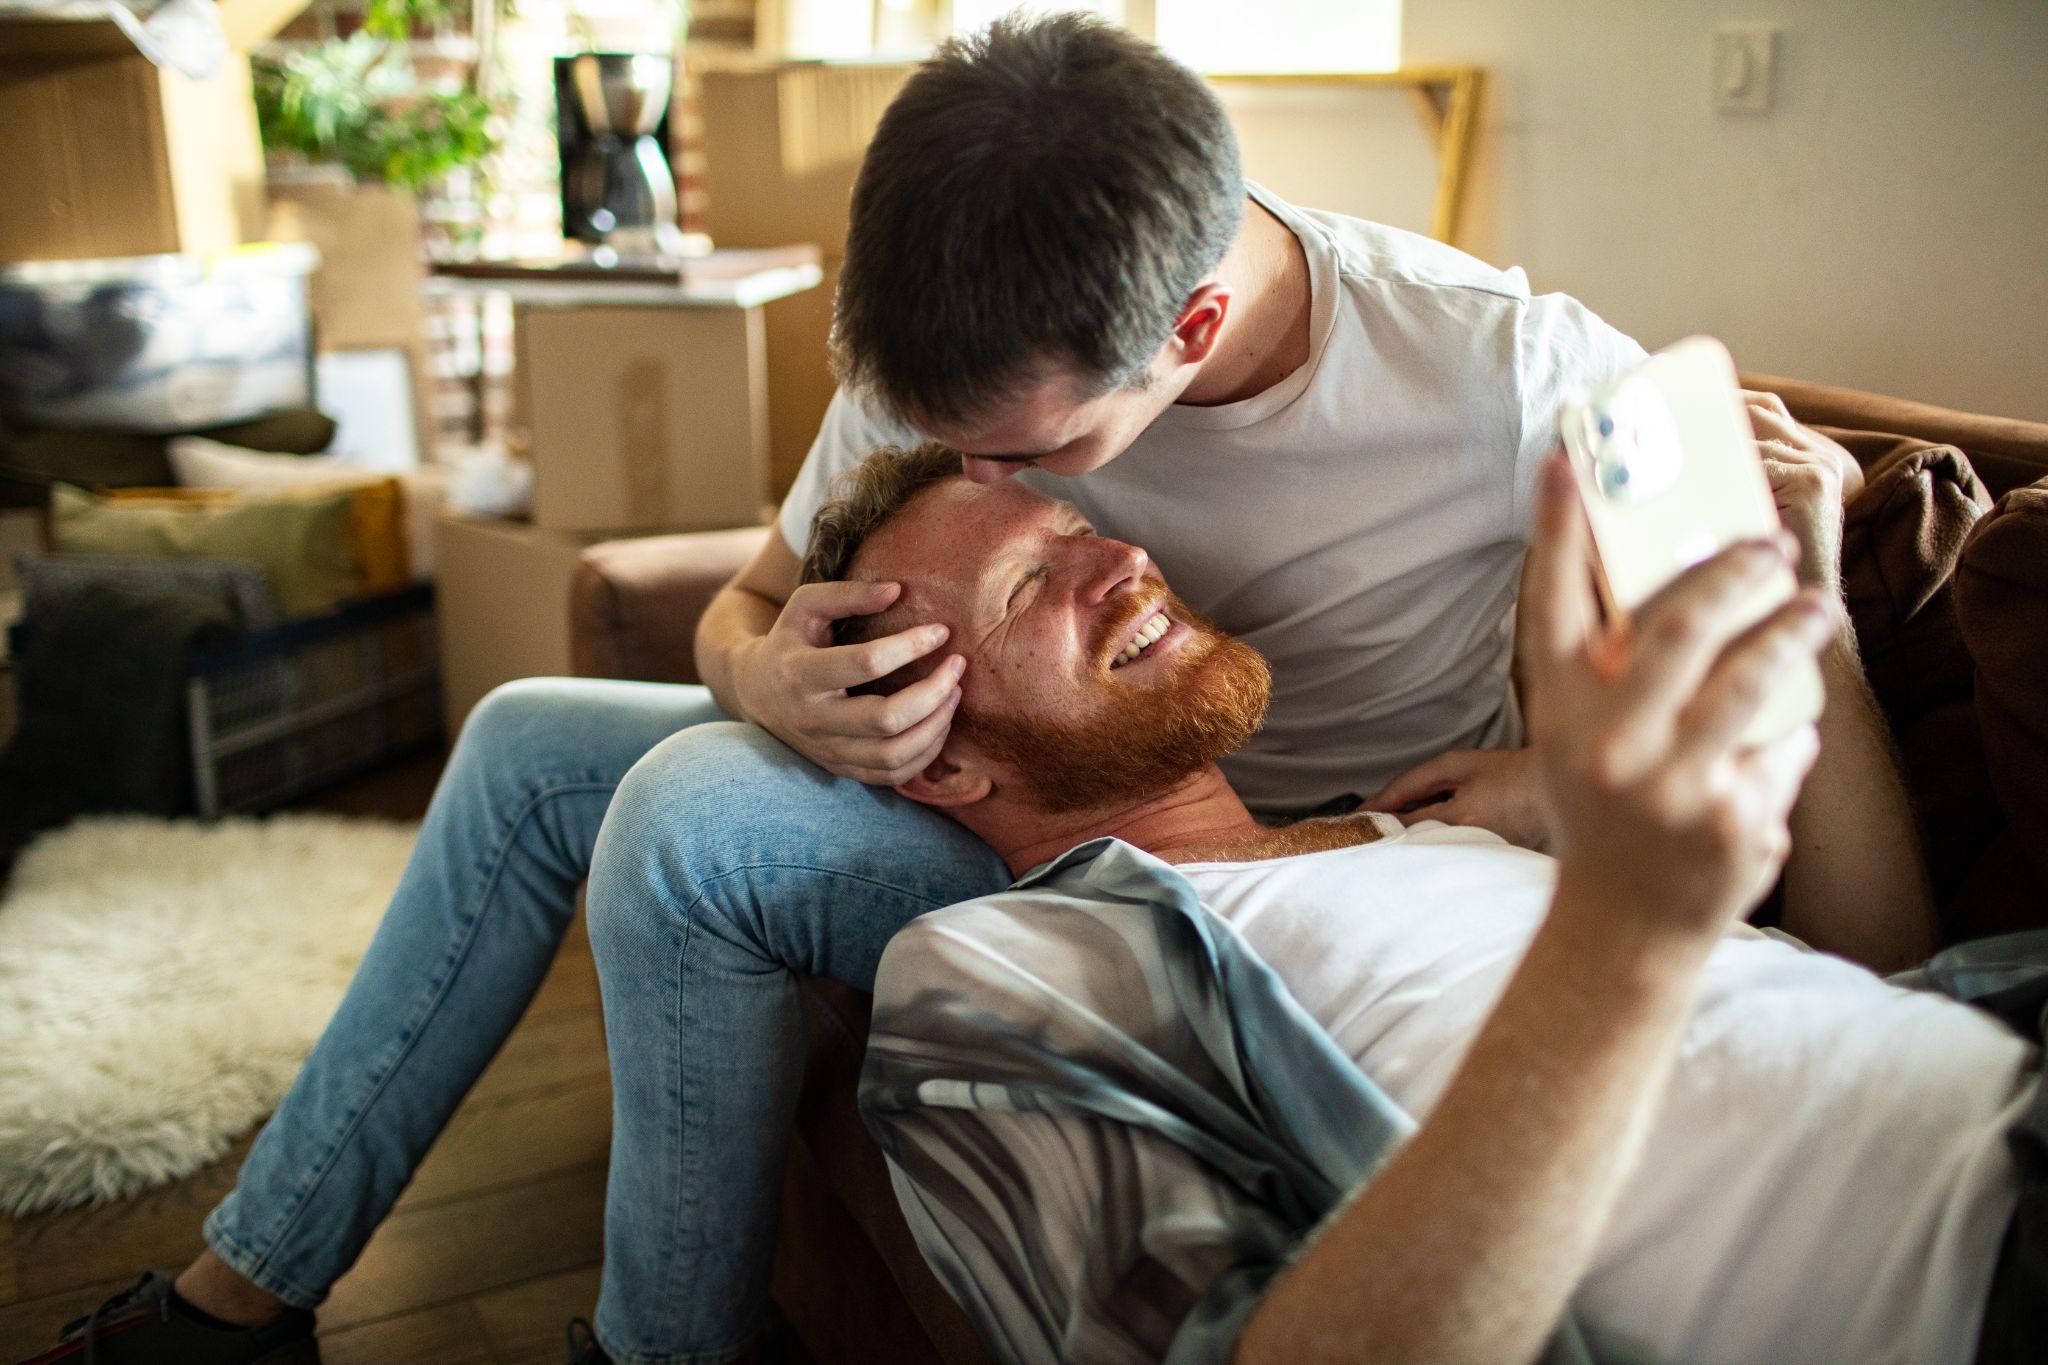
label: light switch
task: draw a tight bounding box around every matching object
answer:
[1713,24,1778,114]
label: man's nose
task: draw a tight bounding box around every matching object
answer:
[1080,540,1150,605]
[960,457,1025,485]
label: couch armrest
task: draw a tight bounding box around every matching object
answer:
[1741,371,2048,498]
[570,525,773,686]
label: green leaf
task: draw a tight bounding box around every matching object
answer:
[252,28,501,191]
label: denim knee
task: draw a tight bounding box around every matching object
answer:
[587,719,1008,989]
[586,722,806,932]
[611,717,831,841]
[452,677,696,800]
[454,677,598,760]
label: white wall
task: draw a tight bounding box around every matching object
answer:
[1225,1,2048,420]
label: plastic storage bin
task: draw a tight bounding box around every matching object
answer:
[186,584,444,817]
[0,243,318,433]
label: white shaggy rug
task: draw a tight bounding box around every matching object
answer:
[0,813,419,1216]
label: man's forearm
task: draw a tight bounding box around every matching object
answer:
[694,584,780,720]
[1234,886,1711,1365]
[1779,630,1936,971]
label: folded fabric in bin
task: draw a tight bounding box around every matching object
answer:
[10,552,279,635]
[49,482,357,618]
[0,574,244,875]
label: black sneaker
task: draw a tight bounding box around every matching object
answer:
[15,1271,319,1365]
[563,1318,612,1364]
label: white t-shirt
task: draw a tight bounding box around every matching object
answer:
[777,186,1647,813]
[1176,819,2036,1365]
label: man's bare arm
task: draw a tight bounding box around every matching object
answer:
[1742,393,1936,971]
[1377,407,1937,973]
[1777,629,1936,970]
[695,530,802,720]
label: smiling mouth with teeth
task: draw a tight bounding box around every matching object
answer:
[1109,611,1172,668]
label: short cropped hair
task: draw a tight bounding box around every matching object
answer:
[800,442,966,647]
[833,10,1245,428]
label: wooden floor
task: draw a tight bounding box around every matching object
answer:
[0,750,619,1364]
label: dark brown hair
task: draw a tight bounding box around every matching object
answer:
[833,11,1245,428]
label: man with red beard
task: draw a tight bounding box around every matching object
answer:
[768,443,2042,1365]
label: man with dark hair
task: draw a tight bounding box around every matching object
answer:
[23,13,1892,1365]
[706,9,1654,805]
[830,18,1246,430]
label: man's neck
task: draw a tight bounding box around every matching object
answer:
[1178,196,1314,409]
[986,766,1379,878]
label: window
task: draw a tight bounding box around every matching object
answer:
[943,1,1401,73]
[1152,0,1399,73]
[947,0,1127,35]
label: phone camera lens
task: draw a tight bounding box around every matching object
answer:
[1597,414,1615,438]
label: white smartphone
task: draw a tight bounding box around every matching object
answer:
[1558,335,1823,746]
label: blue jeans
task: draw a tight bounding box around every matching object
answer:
[200,678,1009,1364]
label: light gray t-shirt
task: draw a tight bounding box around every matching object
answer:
[778,185,1646,813]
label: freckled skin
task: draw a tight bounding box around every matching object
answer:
[857,477,1176,729]
[854,474,1377,872]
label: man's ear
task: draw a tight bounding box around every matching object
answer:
[1166,281,1233,368]
[895,750,994,810]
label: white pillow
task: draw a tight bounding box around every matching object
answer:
[168,436,447,577]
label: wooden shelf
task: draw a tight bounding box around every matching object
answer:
[1206,68,1487,249]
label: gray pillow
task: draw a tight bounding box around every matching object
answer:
[13,552,280,633]
[9,553,294,743]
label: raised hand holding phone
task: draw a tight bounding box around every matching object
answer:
[1558,337,1825,746]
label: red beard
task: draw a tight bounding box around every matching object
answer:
[958,592,1272,815]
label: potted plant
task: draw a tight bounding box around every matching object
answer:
[253,0,499,197]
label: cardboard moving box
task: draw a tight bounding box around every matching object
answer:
[700,60,911,495]
[697,59,914,254]
[266,181,428,353]
[0,0,303,264]
[515,302,772,534]
[436,514,649,729]
[268,180,436,461]
[762,255,841,500]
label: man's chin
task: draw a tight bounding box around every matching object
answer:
[971,629,1273,815]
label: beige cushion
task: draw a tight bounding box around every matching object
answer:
[104,480,413,599]
[167,436,446,577]
[51,483,359,619]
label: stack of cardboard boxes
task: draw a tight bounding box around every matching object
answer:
[0,1,307,741]
[434,256,822,727]
[697,57,916,498]
[0,0,302,267]
[2,4,438,466]
[435,56,915,730]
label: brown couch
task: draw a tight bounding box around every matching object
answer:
[568,375,2048,1365]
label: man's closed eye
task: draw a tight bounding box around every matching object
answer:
[1008,567,1049,612]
